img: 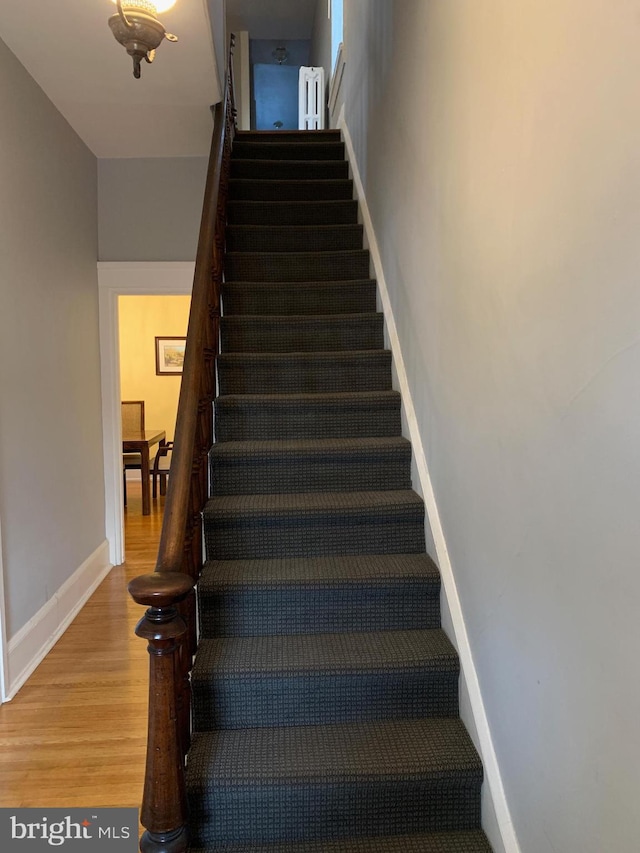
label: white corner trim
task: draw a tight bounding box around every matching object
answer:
[339,113,520,853]
[5,540,112,701]
[0,517,9,703]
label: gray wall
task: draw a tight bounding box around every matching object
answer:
[0,38,105,637]
[207,0,227,88]
[310,0,332,128]
[342,1,640,851]
[310,0,331,75]
[98,158,209,262]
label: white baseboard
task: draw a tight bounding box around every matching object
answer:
[338,109,520,853]
[5,540,112,701]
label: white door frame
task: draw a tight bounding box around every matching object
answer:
[98,262,194,565]
[0,517,9,702]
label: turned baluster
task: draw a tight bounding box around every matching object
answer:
[129,571,195,853]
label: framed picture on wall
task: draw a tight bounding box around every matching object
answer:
[155,337,186,375]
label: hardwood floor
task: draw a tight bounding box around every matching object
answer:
[0,483,161,813]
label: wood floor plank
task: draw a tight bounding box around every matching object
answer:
[0,483,160,817]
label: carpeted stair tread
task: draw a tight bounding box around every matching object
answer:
[187,829,493,852]
[226,224,364,253]
[217,350,392,395]
[186,719,482,844]
[203,490,425,560]
[205,489,424,520]
[232,141,345,160]
[209,437,411,495]
[193,629,459,680]
[227,200,359,226]
[198,554,441,637]
[231,160,349,180]
[211,436,411,457]
[225,250,370,282]
[215,391,402,440]
[222,280,376,315]
[192,630,459,729]
[229,179,353,202]
[187,717,481,782]
[220,314,383,353]
[235,130,342,143]
[195,629,456,676]
[201,553,440,588]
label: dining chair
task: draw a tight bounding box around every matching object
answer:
[151,441,174,499]
[122,400,145,505]
[122,400,145,434]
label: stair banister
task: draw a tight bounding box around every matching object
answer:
[128,35,236,853]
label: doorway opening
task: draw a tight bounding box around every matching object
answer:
[98,262,193,566]
[250,39,311,130]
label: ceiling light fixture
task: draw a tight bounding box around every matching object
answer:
[272,46,289,65]
[108,0,178,79]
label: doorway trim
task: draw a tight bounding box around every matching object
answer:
[0,517,8,702]
[98,262,194,565]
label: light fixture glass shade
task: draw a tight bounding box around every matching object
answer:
[110,0,177,13]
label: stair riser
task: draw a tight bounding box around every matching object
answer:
[209,451,412,495]
[203,516,426,561]
[231,160,349,181]
[217,354,392,395]
[232,142,345,160]
[229,180,353,202]
[222,282,377,316]
[225,251,371,283]
[220,316,384,353]
[226,226,364,253]
[194,671,459,730]
[188,781,482,846]
[215,398,402,441]
[198,584,441,637]
[227,200,359,226]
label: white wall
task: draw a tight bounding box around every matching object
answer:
[342,1,640,851]
[98,157,209,262]
[0,38,105,638]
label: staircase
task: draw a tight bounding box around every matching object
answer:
[185,130,493,852]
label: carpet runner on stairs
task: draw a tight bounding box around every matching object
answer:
[186,129,493,852]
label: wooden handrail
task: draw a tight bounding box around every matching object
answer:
[128,35,236,853]
[156,53,234,579]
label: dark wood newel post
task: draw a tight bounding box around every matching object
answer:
[129,572,196,853]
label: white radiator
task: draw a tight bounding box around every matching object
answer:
[299,66,325,130]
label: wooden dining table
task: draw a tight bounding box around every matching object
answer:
[123,428,166,516]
